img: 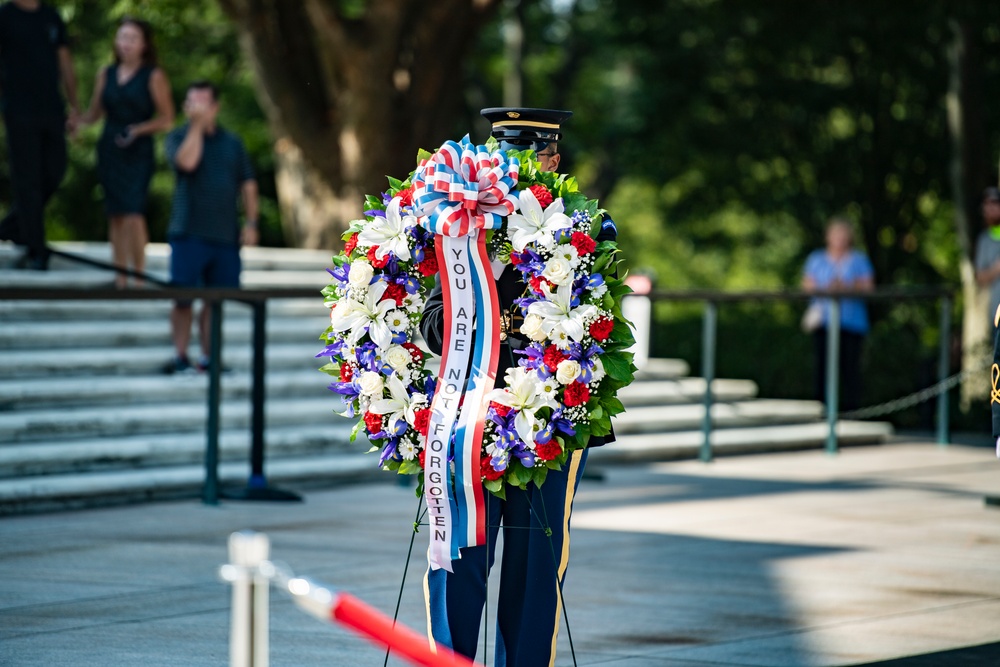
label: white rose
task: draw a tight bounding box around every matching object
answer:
[358,371,384,397]
[591,357,606,383]
[542,256,574,286]
[520,313,548,342]
[556,359,581,385]
[348,260,374,289]
[385,345,412,373]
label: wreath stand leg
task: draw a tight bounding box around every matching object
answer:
[386,492,579,667]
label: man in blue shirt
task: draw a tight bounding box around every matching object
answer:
[162,81,258,374]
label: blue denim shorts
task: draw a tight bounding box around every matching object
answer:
[169,236,241,305]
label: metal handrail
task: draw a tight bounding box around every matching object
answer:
[1,284,322,503]
[630,286,957,458]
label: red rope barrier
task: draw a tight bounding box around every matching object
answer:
[332,592,481,667]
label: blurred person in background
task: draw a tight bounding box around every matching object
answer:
[0,0,78,270]
[161,81,257,375]
[78,17,174,288]
[802,216,875,412]
[974,187,1000,328]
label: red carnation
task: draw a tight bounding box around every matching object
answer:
[529,275,552,294]
[542,345,569,373]
[563,382,590,407]
[413,408,431,436]
[529,184,554,209]
[402,342,424,363]
[384,283,407,306]
[416,253,439,277]
[363,411,384,435]
[570,231,597,255]
[535,440,562,462]
[418,448,427,469]
[490,401,512,418]
[367,246,390,269]
[344,232,359,256]
[340,363,354,382]
[510,253,522,266]
[589,317,615,342]
[480,457,505,482]
[396,186,414,208]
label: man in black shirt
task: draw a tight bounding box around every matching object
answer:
[0,0,78,270]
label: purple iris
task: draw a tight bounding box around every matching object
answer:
[550,408,577,437]
[355,342,379,372]
[328,379,361,418]
[388,418,408,437]
[516,343,549,376]
[413,245,425,263]
[490,453,508,472]
[328,263,350,288]
[364,208,387,219]
[512,447,536,469]
[571,343,604,383]
[403,275,421,294]
[378,440,399,466]
[315,339,344,359]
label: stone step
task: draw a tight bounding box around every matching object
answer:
[0,393,818,446]
[0,421,893,515]
[0,342,326,378]
[0,424,357,478]
[1,241,334,273]
[0,297,324,322]
[0,372,741,412]
[589,420,894,463]
[0,453,381,516]
[0,369,330,410]
[0,314,329,350]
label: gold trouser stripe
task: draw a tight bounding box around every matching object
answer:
[492,119,561,130]
[548,449,584,666]
[423,568,438,654]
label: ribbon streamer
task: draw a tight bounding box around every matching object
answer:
[416,137,519,571]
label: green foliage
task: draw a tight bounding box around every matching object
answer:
[6,1,279,246]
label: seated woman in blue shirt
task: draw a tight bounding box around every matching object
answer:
[802,217,875,411]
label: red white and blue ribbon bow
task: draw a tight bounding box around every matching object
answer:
[414,136,521,572]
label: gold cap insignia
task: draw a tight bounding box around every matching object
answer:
[507,111,521,118]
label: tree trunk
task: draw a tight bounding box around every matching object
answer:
[946,18,991,408]
[217,0,502,250]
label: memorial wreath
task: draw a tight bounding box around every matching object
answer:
[319,136,636,500]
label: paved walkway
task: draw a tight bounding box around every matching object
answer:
[1,441,999,666]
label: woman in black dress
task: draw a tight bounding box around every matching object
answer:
[80,18,173,288]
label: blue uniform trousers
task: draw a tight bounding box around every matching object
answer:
[425,448,588,667]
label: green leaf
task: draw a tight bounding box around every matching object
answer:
[530,466,549,488]
[590,415,613,436]
[350,420,363,443]
[398,459,421,475]
[510,462,533,487]
[416,148,433,165]
[602,352,634,383]
[386,176,404,191]
[485,478,506,500]
[603,396,627,417]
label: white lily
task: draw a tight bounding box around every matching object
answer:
[358,197,417,261]
[329,280,396,349]
[507,188,572,252]
[527,283,598,342]
[369,373,426,431]
[486,367,558,446]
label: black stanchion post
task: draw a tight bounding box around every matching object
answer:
[204,299,224,505]
[825,299,841,455]
[250,300,267,489]
[224,299,301,502]
[936,295,951,446]
[700,300,717,463]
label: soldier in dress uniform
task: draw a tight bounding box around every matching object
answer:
[420,107,618,666]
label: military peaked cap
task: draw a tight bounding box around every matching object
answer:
[481,107,572,151]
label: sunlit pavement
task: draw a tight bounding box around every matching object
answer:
[1,441,999,666]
